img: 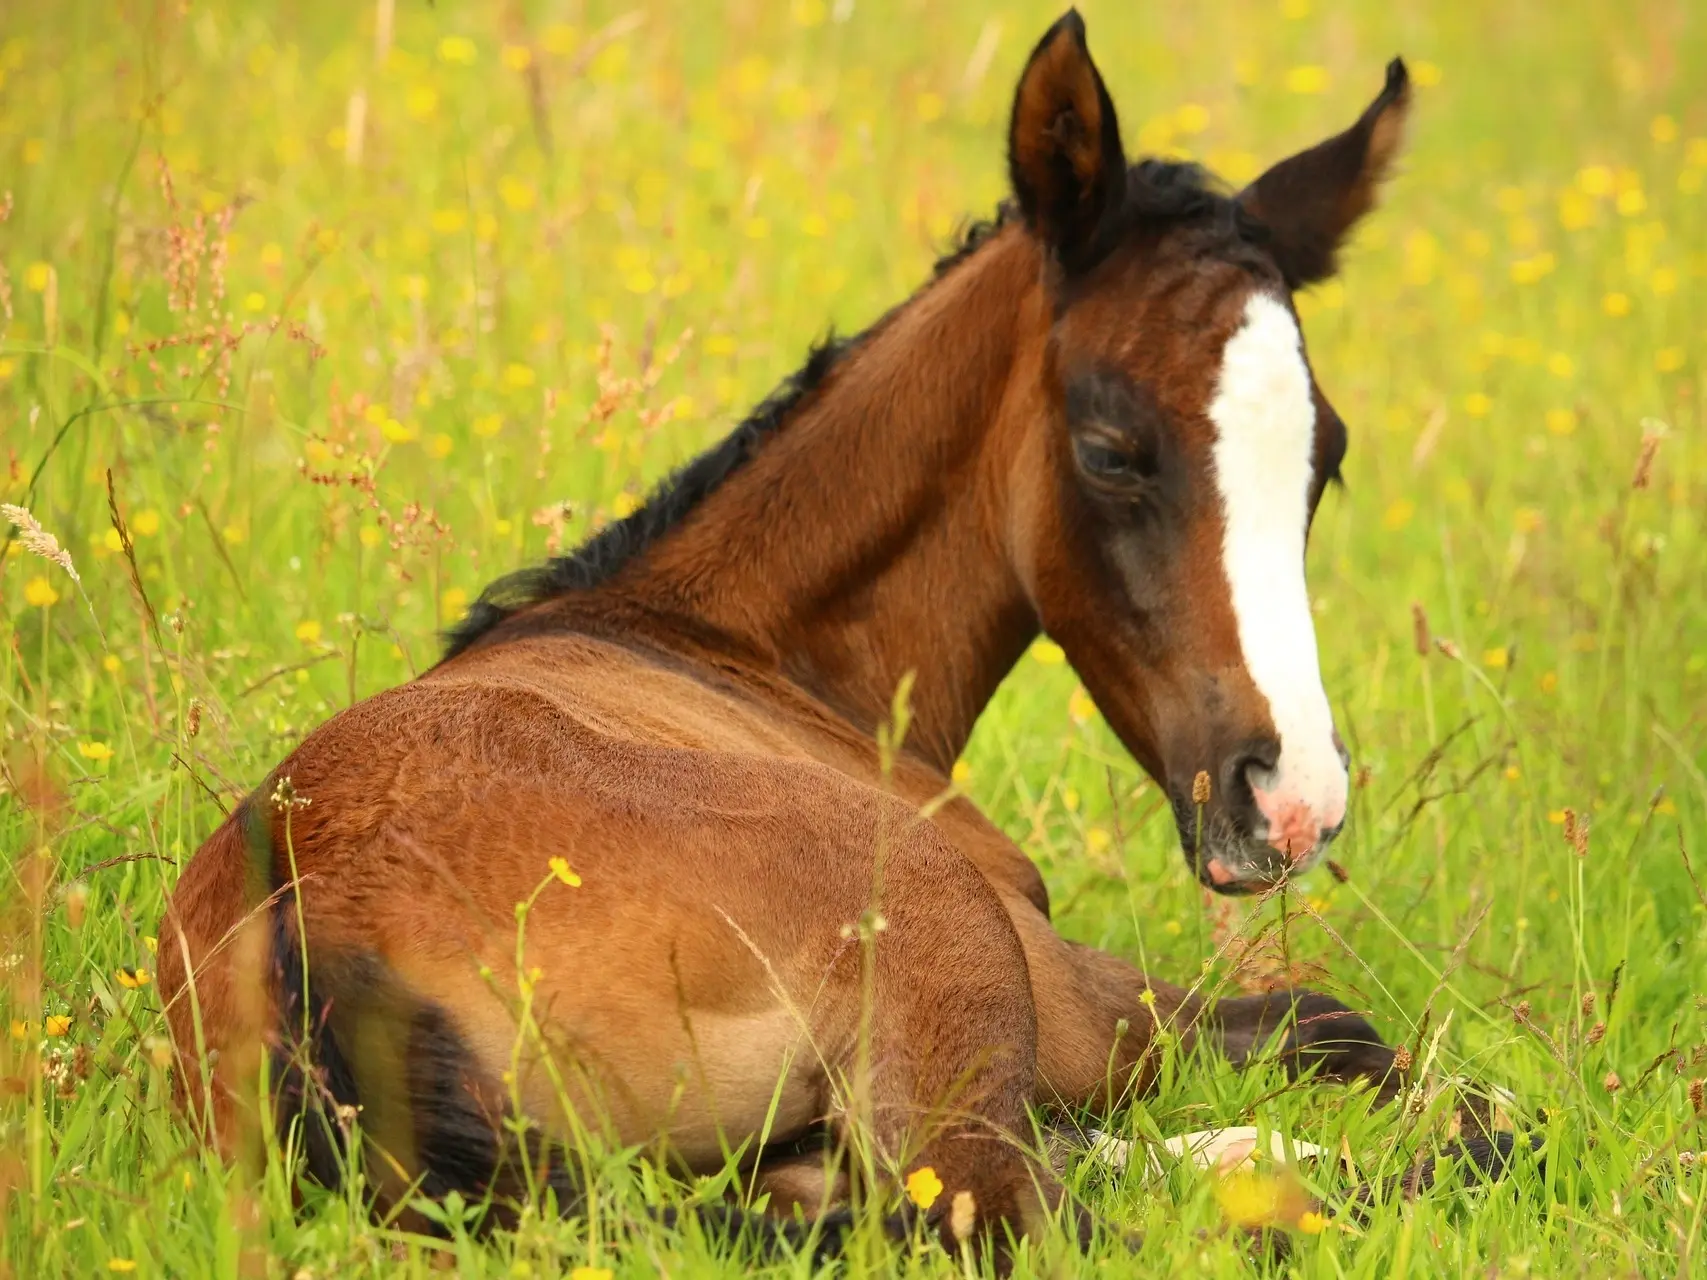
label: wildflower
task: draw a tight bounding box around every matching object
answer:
[501,45,532,71]
[568,1269,612,1280]
[1068,686,1097,724]
[10,1020,34,1039]
[103,654,121,674]
[905,1165,944,1210]
[439,587,468,621]
[1602,291,1631,316]
[502,363,536,390]
[548,856,582,887]
[116,967,152,989]
[78,741,114,762]
[24,262,51,291]
[915,92,945,123]
[1214,1171,1282,1227]
[437,35,477,64]
[1174,102,1209,134]
[45,1015,71,1037]
[294,619,323,644]
[473,413,504,438]
[1463,392,1492,417]
[1655,347,1685,373]
[1284,65,1330,95]
[23,576,59,607]
[951,760,971,786]
[106,1260,137,1273]
[1546,409,1577,435]
[132,510,160,536]
[1483,647,1508,669]
[1297,1210,1329,1234]
[1030,639,1065,665]
[1383,499,1415,530]
[1412,60,1443,86]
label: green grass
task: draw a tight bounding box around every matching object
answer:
[3,0,1706,1275]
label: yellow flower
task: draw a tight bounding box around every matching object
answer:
[905,1165,944,1210]
[473,413,504,438]
[144,936,157,954]
[294,619,323,644]
[1545,409,1577,436]
[1656,347,1685,373]
[1284,65,1330,95]
[10,1020,35,1039]
[1483,647,1508,669]
[1602,291,1631,317]
[549,856,583,887]
[116,967,152,989]
[1382,499,1415,531]
[501,44,533,72]
[1576,165,1614,196]
[1174,102,1210,135]
[379,418,417,444]
[503,363,536,390]
[132,509,161,537]
[1616,187,1647,217]
[45,1015,71,1037]
[568,1269,612,1280]
[24,576,60,607]
[24,262,53,291]
[437,35,478,65]
[915,92,944,124]
[950,760,971,786]
[406,85,439,119]
[107,1260,137,1273]
[440,587,469,621]
[78,741,114,762]
[431,208,467,234]
[103,654,122,674]
[1068,686,1098,724]
[499,176,536,212]
[425,433,454,460]
[1030,639,1066,666]
[1651,114,1679,144]
[1297,1210,1329,1234]
[1546,353,1573,378]
[1411,60,1443,87]
[1214,1171,1281,1227]
[1463,392,1492,417]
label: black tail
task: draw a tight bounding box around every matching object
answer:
[266,884,887,1262]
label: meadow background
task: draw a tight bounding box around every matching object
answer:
[2,0,1705,1275]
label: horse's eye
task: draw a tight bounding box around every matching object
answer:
[1075,439,1141,480]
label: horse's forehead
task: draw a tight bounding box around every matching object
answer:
[1057,257,1277,419]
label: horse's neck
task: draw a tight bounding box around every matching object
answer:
[616,229,1046,771]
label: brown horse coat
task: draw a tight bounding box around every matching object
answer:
[159,11,1419,1259]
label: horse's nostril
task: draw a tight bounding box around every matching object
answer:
[1223,737,1281,800]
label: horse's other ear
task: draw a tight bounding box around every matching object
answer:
[1007,10,1126,271]
[1240,58,1412,289]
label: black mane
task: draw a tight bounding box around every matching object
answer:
[441,160,1263,662]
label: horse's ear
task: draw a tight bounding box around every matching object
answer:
[1240,59,1412,289]
[1007,10,1126,271]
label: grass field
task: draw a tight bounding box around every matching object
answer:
[3,0,1706,1275]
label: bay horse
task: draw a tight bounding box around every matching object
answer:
[161,10,1431,1262]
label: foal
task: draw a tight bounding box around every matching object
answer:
[161,10,1416,1260]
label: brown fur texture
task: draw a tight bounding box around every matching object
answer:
[158,11,1415,1265]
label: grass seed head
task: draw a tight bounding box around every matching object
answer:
[1411,601,1431,656]
[2,503,79,582]
[1192,770,1211,806]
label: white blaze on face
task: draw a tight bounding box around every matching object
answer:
[1207,292,1348,862]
